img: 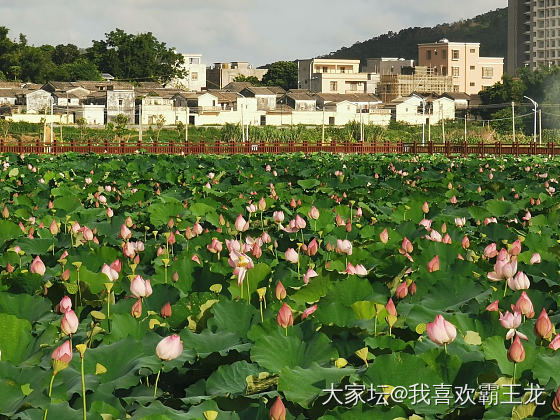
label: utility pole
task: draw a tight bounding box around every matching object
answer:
[139,103,143,143]
[186,106,189,142]
[322,106,325,143]
[539,108,542,145]
[511,101,515,143]
[360,106,363,142]
[464,112,467,143]
[524,95,538,143]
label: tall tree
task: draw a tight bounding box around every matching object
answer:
[261,61,298,90]
[86,29,185,83]
[52,44,81,65]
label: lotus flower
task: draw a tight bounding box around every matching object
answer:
[228,250,254,286]
[131,298,142,318]
[106,208,114,218]
[285,248,299,264]
[160,302,172,318]
[277,303,293,328]
[513,291,535,318]
[61,310,79,335]
[270,396,286,420]
[303,268,318,285]
[101,263,119,282]
[273,211,285,223]
[553,387,560,413]
[427,315,457,346]
[30,256,46,276]
[422,202,429,213]
[530,253,541,264]
[484,243,498,258]
[301,304,318,320]
[386,298,397,317]
[156,334,183,361]
[427,255,440,272]
[507,335,525,363]
[508,272,530,291]
[207,238,223,254]
[549,335,560,350]
[235,214,249,232]
[308,206,320,220]
[499,311,527,340]
[130,275,148,298]
[419,218,432,230]
[120,224,132,240]
[275,281,287,300]
[535,308,553,339]
[396,281,408,299]
[510,239,522,256]
[486,300,499,312]
[49,220,59,235]
[51,340,72,364]
[193,222,203,236]
[303,238,319,256]
[454,217,466,227]
[379,228,389,244]
[59,296,72,313]
[336,239,352,255]
[400,237,413,253]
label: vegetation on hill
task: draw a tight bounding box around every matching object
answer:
[323,8,507,63]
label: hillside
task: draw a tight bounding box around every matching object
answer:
[323,8,507,63]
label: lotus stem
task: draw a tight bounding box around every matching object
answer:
[503,280,508,298]
[246,274,250,305]
[512,362,517,385]
[444,343,448,355]
[43,373,56,420]
[260,300,263,323]
[285,327,288,336]
[81,355,87,420]
[374,315,377,336]
[153,368,161,398]
[164,265,167,284]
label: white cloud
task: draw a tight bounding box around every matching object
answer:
[0,0,507,65]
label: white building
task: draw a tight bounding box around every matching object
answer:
[168,54,206,91]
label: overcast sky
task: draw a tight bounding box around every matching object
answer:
[0,0,507,66]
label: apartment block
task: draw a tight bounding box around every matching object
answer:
[168,54,206,91]
[508,0,560,72]
[377,66,453,103]
[206,62,268,90]
[297,58,371,94]
[417,40,504,95]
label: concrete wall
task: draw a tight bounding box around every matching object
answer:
[8,114,73,124]
[80,105,105,125]
[26,90,52,113]
[107,90,135,124]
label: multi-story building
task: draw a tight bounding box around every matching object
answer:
[508,0,560,72]
[168,54,206,91]
[377,67,453,103]
[417,40,503,95]
[362,58,415,75]
[297,58,372,94]
[206,62,268,90]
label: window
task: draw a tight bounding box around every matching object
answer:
[470,65,476,70]
[453,85,460,92]
[426,50,432,60]
[349,83,357,91]
[470,48,476,53]
[192,72,198,81]
[442,66,447,76]
[452,67,460,77]
[482,67,493,78]
[118,99,123,106]
[452,50,460,60]
[340,67,345,73]
[322,67,328,73]
[189,58,200,64]
[442,50,447,59]
[330,81,338,91]
[470,82,476,86]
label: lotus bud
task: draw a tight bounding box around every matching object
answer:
[261,232,271,244]
[294,214,306,229]
[408,282,417,295]
[61,310,79,335]
[49,220,59,235]
[530,253,541,264]
[172,272,179,282]
[553,387,560,413]
[130,275,147,298]
[270,396,286,420]
[61,268,70,281]
[285,248,299,264]
[59,296,72,313]
[273,211,285,223]
[125,216,133,227]
[120,224,132,240]
[301,304,318,320]
[386,298,397,317]
[421,202,429,214]
[155,334,183,361]
[550,335,560,350]
[486,300,499,312]
[276,303,293,328]
[427,255,440,272]
[426,314,457,346]
[379,228,389,243]
[258,197,267,211]
[535,308,553,339]
[303,268,318,284]
[508,271,530,291]
[30,256,46,276]
[51,340,72,373]
[6,263,14,273]
[235,214,249,232]
[275,281,287,300]
[336,239,352,255]
[510,239,522,256]
[308,206,320,220]
[2,206,9,218]
[131,298,142,318]
[395,281,408,299]
[507,335,525,363]
[401,237,413,253]
[160,302,172,318]
[167,231,176,245]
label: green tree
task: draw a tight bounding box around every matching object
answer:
[233,75,261,85]
[86,29,185,83]
[261,61,298,90]
[52,44,81,65]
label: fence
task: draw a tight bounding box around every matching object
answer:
[0,138,559,157]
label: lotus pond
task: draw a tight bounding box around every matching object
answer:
[1,152,560,420]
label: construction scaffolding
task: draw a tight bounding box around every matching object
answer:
[378,66,453,103]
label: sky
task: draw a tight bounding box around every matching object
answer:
[0,0,507,67]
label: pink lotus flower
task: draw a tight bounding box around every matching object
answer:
[442,234,452,244]
[336,239,352,255]
[419,219,432,230]
[507,335,525,363]
[421,202,429,214]
[101,263,119,282]
[156,334,183,361]
[550,335,560,350]
[301,304,318,320]
[454,217,466,227]
[270,396,287,420]
[510,239,522,256]
[51,340,72,364]
[30,256,46,276]
[304,238,319,256]
[277,303,293,328]
[386,298,397,317]
[191,254,201,265]
[450,196,457,204]
[379,228,389,244]
[258,197,267,211]
[530,253,541,264]
[508,272,530,291]
[303,268,318,284]
[123,242,136,259]
[193,222,203,236]
[131,299,142,318]
[275,281,287,300]
[106,208,114,218]
[426,315,457,346]
[308,206,320,220]
[294,214,306,229]
[484,243,498,258]
[461,236,470,249]
[486,300,499,312]
[273,211,285,223]
[120,224,132,240]
[167,231,176,245]
[513,291,535,318]
[130,275,148,298]
[246,203,258,214]
[110,259,122,273]
[499,311,527,340]
[61,310,79,335]
[49,220,59,235]
[81,227,94,241]
[285,248,299,264]
[535,308,553,339]
[484,217,497,225]
[261,232,271,244]
[61,268,70,281]
[144,279,153,297]
[396,282,408,299]
[235,214,249,232]
[207,238,223,254]
[426,229,442,242]
[228,250,254,286]
[427,255,440,272]
[125,216,133,227]
[160,302,172,318]
[59,296,72,313]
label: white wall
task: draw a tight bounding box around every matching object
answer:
[8,114,73,124]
